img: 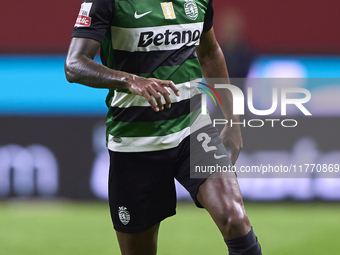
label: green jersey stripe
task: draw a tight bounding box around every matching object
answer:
[114,1,207,29]
[108,127,191,152]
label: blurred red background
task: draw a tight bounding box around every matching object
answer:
[2,0,339,54]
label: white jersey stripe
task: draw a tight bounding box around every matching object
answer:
[111,79,202,108]
[111,22,203,52]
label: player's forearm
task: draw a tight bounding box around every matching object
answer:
[65,55,133,90]
[199,42,239,122]
[64,38,134,90]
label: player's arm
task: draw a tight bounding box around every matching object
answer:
[64,37,179,112]
[196,28,243,164]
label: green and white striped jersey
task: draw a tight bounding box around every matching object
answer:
[73,0,213,152]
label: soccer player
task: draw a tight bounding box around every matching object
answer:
[65,0,262,254]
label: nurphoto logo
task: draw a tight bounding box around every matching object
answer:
[197,80,312,128]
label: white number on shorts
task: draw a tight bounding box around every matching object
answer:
[197,132,217,153]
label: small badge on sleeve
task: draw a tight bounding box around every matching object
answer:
[75,2,93,27]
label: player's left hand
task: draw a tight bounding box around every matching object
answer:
[220,122,243,165]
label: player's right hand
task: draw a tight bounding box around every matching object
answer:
[126,76,180,112]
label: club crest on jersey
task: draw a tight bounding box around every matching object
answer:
[161,2,176,19]
[75,2,92,27]
[118,206,130,225]
[184,0,198,20]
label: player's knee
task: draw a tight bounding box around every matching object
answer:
[216,197,250,238]
[226,212,249,232]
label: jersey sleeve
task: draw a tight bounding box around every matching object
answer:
[72,0,114,43]
[203,0,214,32]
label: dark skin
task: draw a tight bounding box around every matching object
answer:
[65,28,250,255]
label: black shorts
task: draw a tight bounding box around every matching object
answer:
[108,124,233,233]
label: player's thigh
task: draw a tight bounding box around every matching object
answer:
[175,125,235,207]
[116,223,160,255]
[187,125,241,205]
